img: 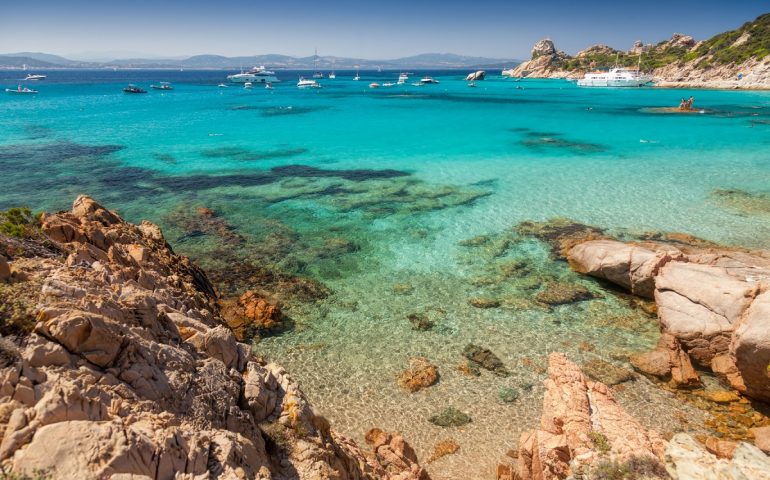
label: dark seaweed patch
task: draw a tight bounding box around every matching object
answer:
[261,106,330,117]
[271,165,408,181]
[0,142,124,163]
[520,136,605,153]
[153,153,177,164]
[23,125,53,140]
[201,147,308,161]
[384,93,558,106]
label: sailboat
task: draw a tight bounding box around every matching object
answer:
[328,60,336,79]
[353,67,360,81]
[312,48,323,79]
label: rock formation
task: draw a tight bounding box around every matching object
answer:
[503,39,572,79]
[0,196,428,479]
[465,70,486,81]
[509,353,668,479]
[568,238,770,402]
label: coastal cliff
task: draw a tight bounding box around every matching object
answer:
[0,196,428,479]
[504,13,770,89]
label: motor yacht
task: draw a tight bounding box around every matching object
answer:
[397,73,408,84]
[227,66,279,84]
[297,78,321,89]
[576,67,652,87]
[420,76,440,84]
[24,74,46,81]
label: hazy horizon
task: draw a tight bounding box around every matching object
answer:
[1,1,767,60]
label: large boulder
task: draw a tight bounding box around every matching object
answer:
[664,433,770,480]
[465,70,486,81]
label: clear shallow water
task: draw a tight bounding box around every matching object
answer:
[2,69,769,478]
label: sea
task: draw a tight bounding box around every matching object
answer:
[2,68,769,478]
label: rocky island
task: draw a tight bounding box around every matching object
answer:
[504,13,770,89]
[2,197,770,479]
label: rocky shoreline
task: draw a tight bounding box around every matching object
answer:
[2,197,770,479]
[504,14,770,90]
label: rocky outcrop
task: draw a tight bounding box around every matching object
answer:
[568,239,770,402]
[503,39,572,79]
[0,196,427,479]
[512,353,667,479]
[465,70,485,81]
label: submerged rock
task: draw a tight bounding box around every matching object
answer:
[429,407,471,427]
[665,433,770,480]
[581,359,636,386]
[498,387,520,403]
[428,439,460,462]
[462,344,509,376]
[219,290,283,340]
[397,357,439,392]
[407,313,435,331]
[468,297,501,309]
[535,281,595,305]
[630,333,701,388]
[515,218,606,259]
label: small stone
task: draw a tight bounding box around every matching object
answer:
[196,207,216,217]
[582,359,635,386]
[704,390,740,403]
[457,361,481,377]
[393,283,414,295]
[463,344,509,376]
[429,407,471,427]
[407,313,434,331]
[468,297,501,309]
[397,357,439,392]
[498,387,519,403]
[428,439,460,462]
[578,341,595,352]
[704,436,737,459]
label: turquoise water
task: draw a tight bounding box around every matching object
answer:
[2,70,769,478]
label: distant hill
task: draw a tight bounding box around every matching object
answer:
[506,12,770,88]
[0,51,518,70]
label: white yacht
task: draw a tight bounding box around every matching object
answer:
[420,76,440,84]
[576,67,652,87]
[24,74,46,81]
[297,78,321,89]
[397,73,408,84]
[244,82,253,89]
[227,66,279,84]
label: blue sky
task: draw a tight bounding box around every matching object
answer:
[1,0,767,59]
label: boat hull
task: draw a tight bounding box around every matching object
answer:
[227,74,279,83]
[576,78,651,87]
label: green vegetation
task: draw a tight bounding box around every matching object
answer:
[588,431,611,453]
[563,13,770,72]
[0,208,40,238]
[590,456,670,480]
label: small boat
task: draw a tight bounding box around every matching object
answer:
[218,83,228,88]
[382,82,394,87]
[411,82,423,86]
[265,83,273,90]
[150,82,173,90]
[468,82,477,87]
[6,85,37,94]
[297,78,321,88]
[397,73,408,84]
[244,82,253,89]
[420,76,440,84]
[24,74,46,81]
[328,71,336,79]
[312,48,324,78]
[123,84,146,94]
[353,68,361,81]
[369,82,380,89]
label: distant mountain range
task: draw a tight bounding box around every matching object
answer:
[0,52,520,70]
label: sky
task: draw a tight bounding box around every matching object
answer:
[1,0,767,60]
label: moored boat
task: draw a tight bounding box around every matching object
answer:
[397,73,408,84]
[227,66,279,84]
[297,78,321,89]
[576,67,652,87]
[123,84,146,94]
[244,82,253,89]
[369,82,380,88]
[5,85,38,94]
[150,82,173,90]
[24,74,46,81]
[420,76,440,84]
